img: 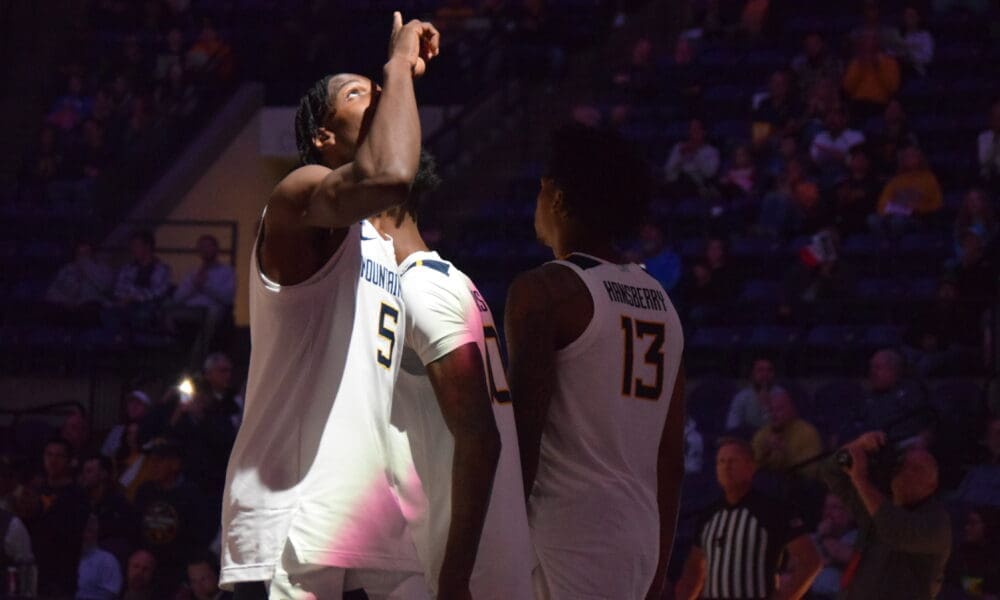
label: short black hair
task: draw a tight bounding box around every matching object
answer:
[83,453,113,474]
[186,550,220,576]
[295,75,335,166]
[544,124,652,240]
[716,436,755,460]
[130,230,155,250]
[44,437,73,458]
[391,150,442,225]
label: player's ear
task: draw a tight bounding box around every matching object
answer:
[312,127,336,152]
[550,187,570,219]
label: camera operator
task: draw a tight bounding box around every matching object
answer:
[822,431,951,600]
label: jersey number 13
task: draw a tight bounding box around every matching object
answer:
[620,316,666,400]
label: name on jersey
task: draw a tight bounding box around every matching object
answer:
[603,280,668,312]
[360,258,401,297]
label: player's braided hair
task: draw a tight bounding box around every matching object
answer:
[294,75,334,166]
[392,150,442,226]
[544,123,652,240]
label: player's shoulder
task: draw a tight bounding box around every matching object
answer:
[507,261,585,311]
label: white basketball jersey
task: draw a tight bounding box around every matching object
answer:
[220,219,420,587]
[529,253,683,597]
[387,250,534,599]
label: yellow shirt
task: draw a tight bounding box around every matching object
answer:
[877,170,944,216]
[843,54,900,105]
[752,418,824,476]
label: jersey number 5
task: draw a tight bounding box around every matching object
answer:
[377,303,399,369]
[620,316,665,400]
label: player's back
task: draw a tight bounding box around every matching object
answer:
[388,251,534,599]
[221,219,418,586]
[530,252,683,592]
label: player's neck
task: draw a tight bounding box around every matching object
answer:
[387,222,429,265]
[555,229,621,264]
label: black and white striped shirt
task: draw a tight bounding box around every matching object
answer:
[694,489,807,600]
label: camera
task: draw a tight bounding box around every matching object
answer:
[835,443,904,488]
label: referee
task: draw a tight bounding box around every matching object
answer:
[676,438,822,600]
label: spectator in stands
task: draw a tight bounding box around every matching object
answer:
[946,507,1000,598]
[631,224,682,292]
[791,33,842,97]
[122,549,159,600]
[948,229,998,318]
[22,126,63,185]
[111,230,172,334]
[154,63,197,118]
[186,19,233,79]
[611,36,657,99]
[853,349,930,441]
[874,146,943,234]
[784,228,854,314]
[26,438,89,597]
[0,502,34,567]
[167,234,235,366]
[45,240,114,326]
[739,0,771,40]
[759,156,824,238]
[675,438,822,600]
[727,357,785,432]
[718,143,758,200]
[764,133,801,181]
[822,431,951,599]
[134,439,212,587]
[752,389,824,475]
[117,35,151,88]
[752,70,801,143]
[833,145,882,236]
[186,552,232,600]
[682,237,741,321]
[801,78,841,140]
[843,31,901,120]
[955,187,998,252]
[685,417,705,474]
[61,409,96,459]
[664,118,720,199]
[199,352,244,429]
[76,513,122,599]
[810,493,858,599]
[903,279,982,376]
[78,455,134,560]
[117,422,154,501]
[101,390,150,458]
[897,7,935,76]
[47,74,90,132]
[977,100,1000,191]
[810,107,866,185]
[155,28,187,81]
[869,100,919,179]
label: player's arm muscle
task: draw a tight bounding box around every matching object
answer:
[777,534,823,600]
[675,545,707,600]
[268,57,420,232]
[425,342,501,593]
[504,269,557,499]
[647,367,686,600]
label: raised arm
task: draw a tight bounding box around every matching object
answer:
[647,368,687,600]
[505,269,558,499]
[268,14,440,232]
[424,342,501,599]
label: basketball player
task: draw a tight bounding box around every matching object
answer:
[505,124,686,600]
[220,14,440,600]
[369,155,534,599]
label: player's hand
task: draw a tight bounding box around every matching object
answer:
[389,11,440,78]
